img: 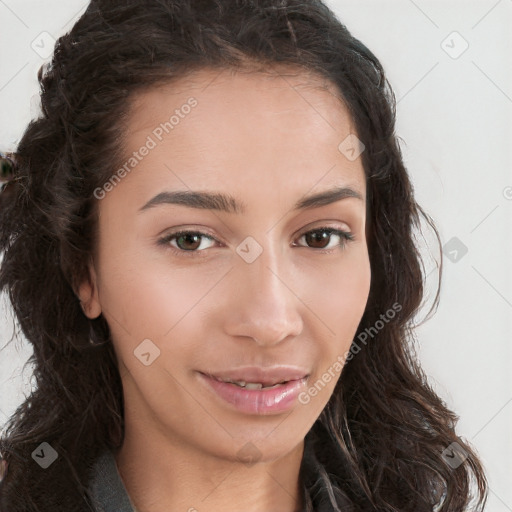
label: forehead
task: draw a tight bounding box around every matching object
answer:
[125,64,356,146]
[110,65,365,205]
[130,63,345,107]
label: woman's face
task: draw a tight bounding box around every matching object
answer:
[80,66,371,463]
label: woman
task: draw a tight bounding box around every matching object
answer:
[0,0,487,511]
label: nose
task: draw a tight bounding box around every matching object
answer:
[222,243,304,346]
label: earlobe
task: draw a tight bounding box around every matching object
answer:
[77,264,102,319]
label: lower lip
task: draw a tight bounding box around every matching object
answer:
[198,373,308,415]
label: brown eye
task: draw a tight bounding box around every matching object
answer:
[295,227,354,251]
[158,230,217,254]
[304,230,331,249]
[175,233,204,251]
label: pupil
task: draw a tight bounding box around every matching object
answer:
[306,231,329,249]
[178,234,201,251]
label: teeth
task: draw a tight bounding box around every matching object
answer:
[263,382,286,389]
[213,375,290,390]
[224,380,286,390]
[244,382,263,390]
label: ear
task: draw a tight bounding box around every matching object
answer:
[77,262,102,319]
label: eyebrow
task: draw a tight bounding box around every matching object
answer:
[138,185,363,215]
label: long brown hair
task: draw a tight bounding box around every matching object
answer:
[0,0,487,510]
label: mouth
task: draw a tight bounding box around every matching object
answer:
[197,367,310,414]
[207,375,298,390]
[199,366,310,389]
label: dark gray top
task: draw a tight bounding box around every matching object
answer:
[88,449,138,512]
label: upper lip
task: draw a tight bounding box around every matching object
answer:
[200,366,310,386]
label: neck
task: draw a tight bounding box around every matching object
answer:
[115,426,306,512]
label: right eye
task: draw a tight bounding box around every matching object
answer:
[157,230,220,257]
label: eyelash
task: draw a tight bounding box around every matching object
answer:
[157,226,355,259]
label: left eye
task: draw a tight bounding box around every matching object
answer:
[294,228,354,250]
[158,227,354,256]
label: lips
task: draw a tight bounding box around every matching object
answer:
[197,368,310,414]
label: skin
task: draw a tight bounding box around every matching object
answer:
[78,65,371,512]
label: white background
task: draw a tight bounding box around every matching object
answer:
[1,0,511,509]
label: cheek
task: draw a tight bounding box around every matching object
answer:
[296,253,370,410]
[98,255,223,344]
[305,251,371,341]
[304,249,371,374]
